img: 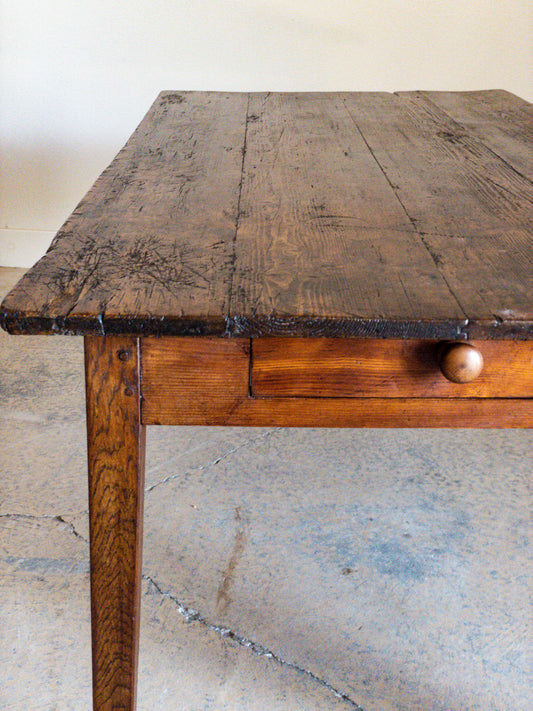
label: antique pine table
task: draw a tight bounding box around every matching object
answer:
[2,90,533,710]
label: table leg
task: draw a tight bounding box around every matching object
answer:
[85,336,145,710]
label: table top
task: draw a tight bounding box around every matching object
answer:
[2,90,533,339]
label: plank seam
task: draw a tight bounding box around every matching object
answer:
[250,395,533,401]
[401,91,533,188]
[227,93,251,327]
[341,96,470,325]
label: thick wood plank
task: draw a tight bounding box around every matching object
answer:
[85,336,145,711]
[418,228,533,334]
[251,337,533,398]
[404,90,533,180]
[341,92,533,332]
[2,91,248,335]
[2,91,533,339]
[140,337,533,428]
[343,91,533,236]
[395,91,533,332]
[229,92,467,339]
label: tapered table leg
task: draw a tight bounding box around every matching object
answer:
[85,336,145,711]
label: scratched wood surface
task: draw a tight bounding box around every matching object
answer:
[2,90,533,339]
[405,90,533,179]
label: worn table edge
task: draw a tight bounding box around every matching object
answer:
[3,303,533,340]
[2,88,532,341]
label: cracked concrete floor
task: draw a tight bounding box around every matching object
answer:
[1,266,532,711]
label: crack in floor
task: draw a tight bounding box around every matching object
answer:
[145,428,281,493]
[4,510,365,708]
[3,432,364,708]
[0,512,89,543]
[143,573,366,711]
[55,514,89,543]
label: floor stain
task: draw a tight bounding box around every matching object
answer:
[216,506,248,613]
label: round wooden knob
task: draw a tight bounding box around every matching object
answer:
[438,342,484,383]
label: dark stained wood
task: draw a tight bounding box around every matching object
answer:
[251,337,533,398]
[342,91,533,236]
[402,90,533,179]
[85,335,145,711]
[140,337,533,428]
[229,92,467,338]
[1,91,248,336]
[2,91,533,340]
[417,228,533,335]
[395,91,533,336]
[338,91,533,335]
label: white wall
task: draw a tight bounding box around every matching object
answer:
[1,0,532,267]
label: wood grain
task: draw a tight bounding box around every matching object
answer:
[339,91,533,334]
[2,91,248,335]
[342,91,533,236]
[85,336,145,711]
[403,90,533,180]
[251,337,533,398]
[140,337,533,428]
[140,336,250,424]
[229,92,467,338]
[416,227,533,333]
[143,388,533,429]
[2,90,533,339]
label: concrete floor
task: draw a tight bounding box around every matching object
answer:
[1,265,531,711]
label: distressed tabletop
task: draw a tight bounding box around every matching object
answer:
[2,90,533,340]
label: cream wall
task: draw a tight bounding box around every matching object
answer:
[1,0,532,266]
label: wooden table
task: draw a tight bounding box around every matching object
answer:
[2,90,533,710]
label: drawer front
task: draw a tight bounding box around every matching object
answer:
[251,338,533,398]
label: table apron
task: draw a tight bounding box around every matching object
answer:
[139,337,533,428]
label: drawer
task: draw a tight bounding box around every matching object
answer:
[251,338,533,398]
